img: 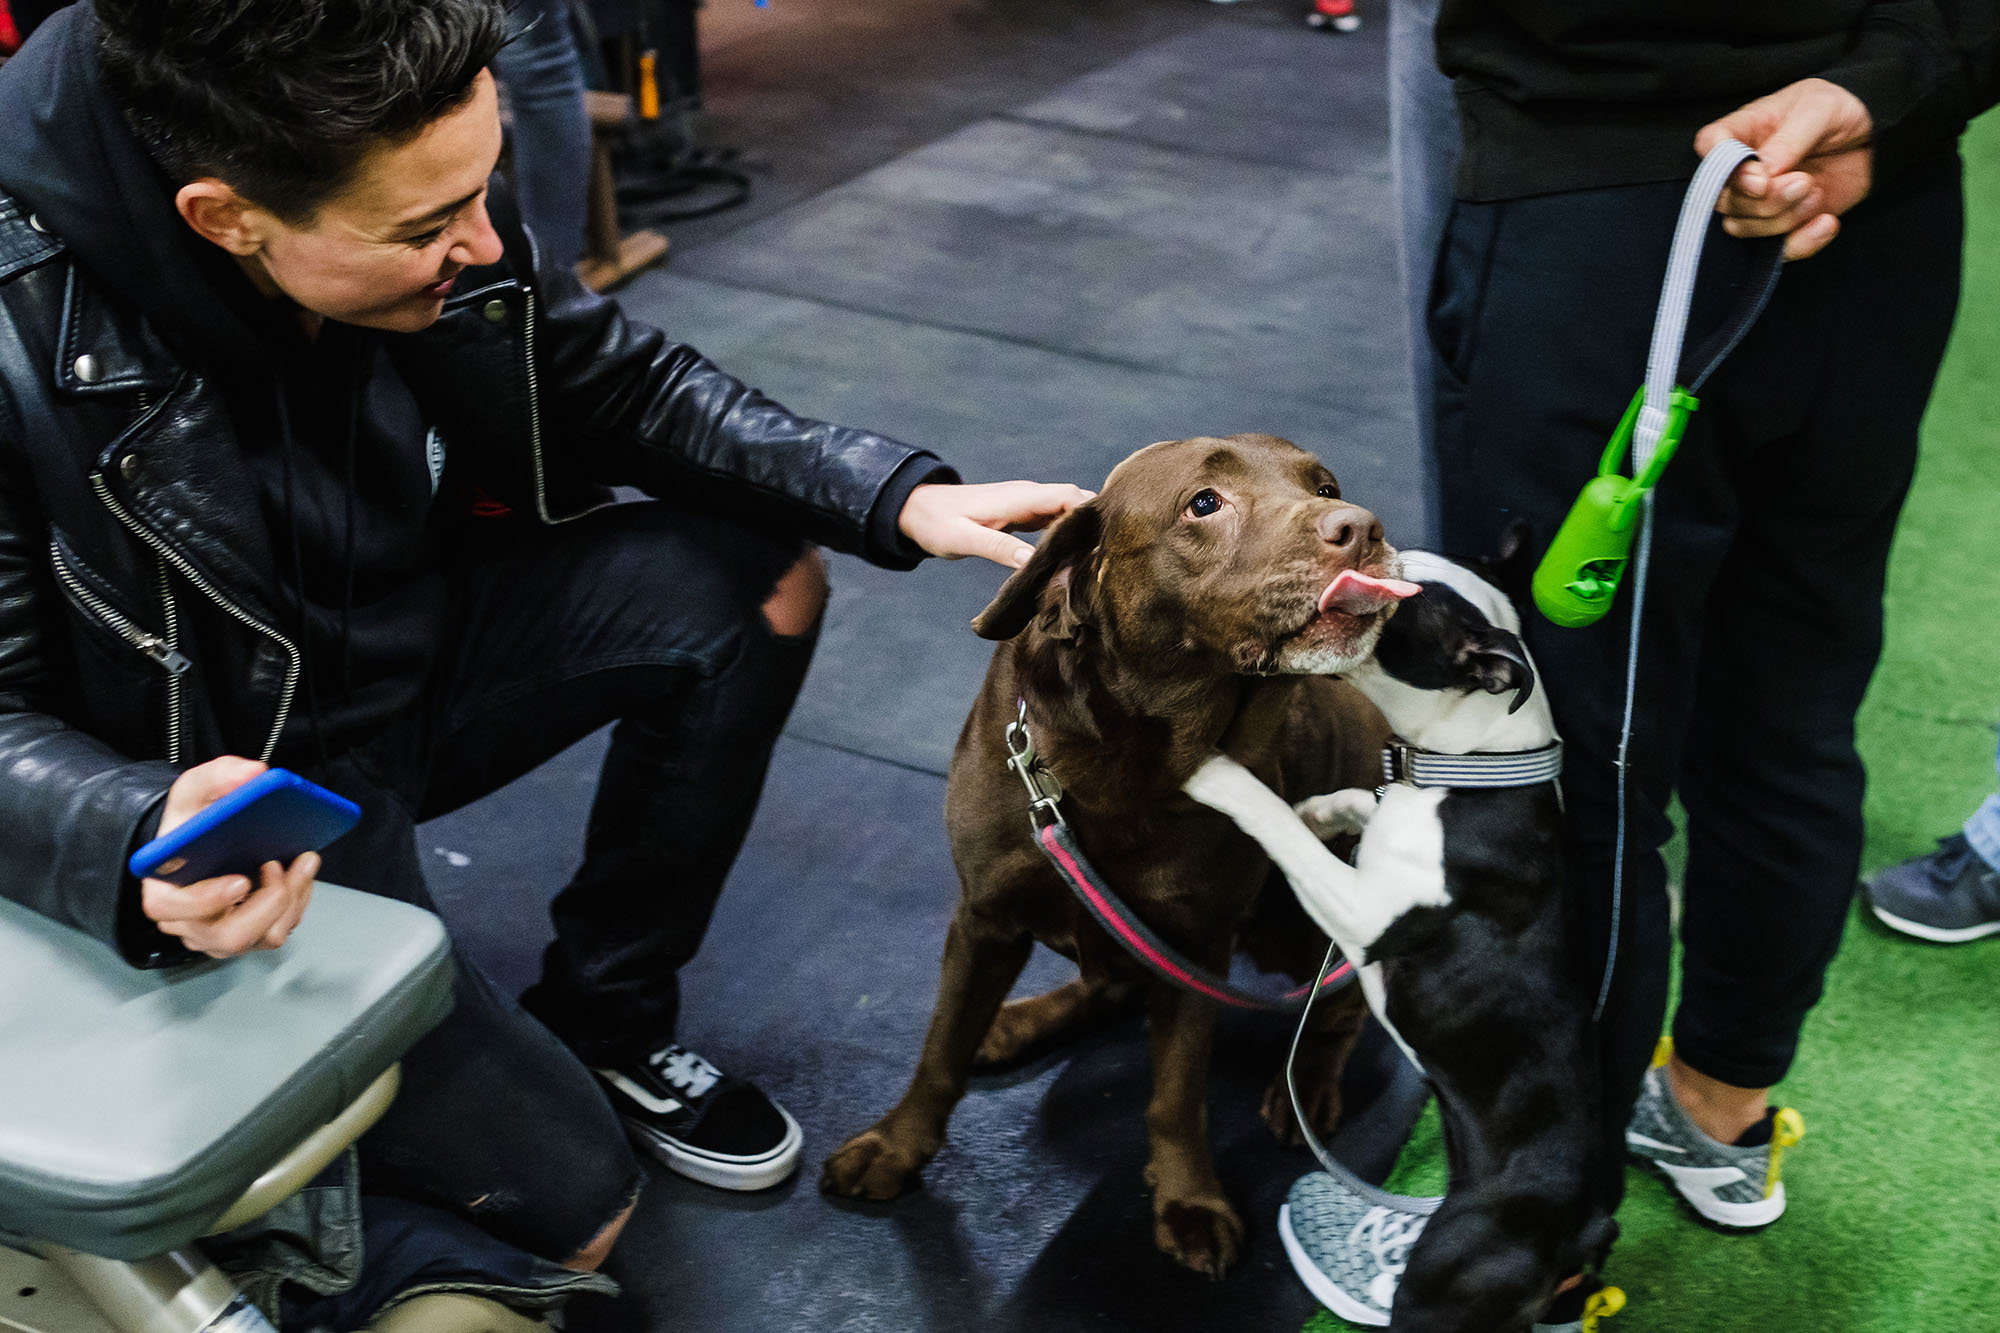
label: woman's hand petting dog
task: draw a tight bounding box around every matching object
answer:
[898,479,1096,568]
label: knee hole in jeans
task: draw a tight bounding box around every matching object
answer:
[762,546,829,639]
[564,1196,638,1273]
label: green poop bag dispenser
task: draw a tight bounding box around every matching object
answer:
[1531,385,1698,628]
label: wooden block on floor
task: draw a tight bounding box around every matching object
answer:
[583,89,632,129]
[576,89,670,292]
[577,228,670,293]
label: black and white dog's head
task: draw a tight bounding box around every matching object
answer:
[1340,550,1555,754]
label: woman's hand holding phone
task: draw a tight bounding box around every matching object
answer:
[141,756,322,958]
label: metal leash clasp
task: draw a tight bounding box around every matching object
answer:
[1004,698,1067,832]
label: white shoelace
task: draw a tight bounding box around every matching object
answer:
[1348,1204,1430,1308]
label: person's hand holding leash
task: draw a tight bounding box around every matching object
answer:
[1697,77,1874,261]
[900,480,1095,569]
[141,755,320,958]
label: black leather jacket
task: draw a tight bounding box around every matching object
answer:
[0,186,943,964]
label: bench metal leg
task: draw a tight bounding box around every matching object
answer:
[2,1242,119,1333]
[40,1244,272,1333]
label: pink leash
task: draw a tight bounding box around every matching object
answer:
[1007,700,1355,1012]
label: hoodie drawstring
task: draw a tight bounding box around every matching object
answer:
[342,340,360,707]
[275,381,332,770]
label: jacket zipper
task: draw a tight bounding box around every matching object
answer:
[157,558,183,763]
[91,473,301,763]
[519,287,611,526]
[130,387,186,759]
[48,541,193,680]
[524,285,552,522]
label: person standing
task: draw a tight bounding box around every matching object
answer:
[1282,3,1999,1325]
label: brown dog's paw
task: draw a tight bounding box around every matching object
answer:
[972,996,1042,1067]
[973,978,1134,1068]
[1262,1069,1343,1147]
[1153,1195,1246,1279]
[819,1129,927,1201]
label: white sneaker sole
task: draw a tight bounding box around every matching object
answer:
[1630,1146,1787,1228]
[1277,1202,1391,1328]
[624,1105,803,1192]
[1869,902,2000,944]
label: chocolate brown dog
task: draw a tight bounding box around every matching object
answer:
[820,434,1406,1276]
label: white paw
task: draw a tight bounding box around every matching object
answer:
[1294,788,1377,839]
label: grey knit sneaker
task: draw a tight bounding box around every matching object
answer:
[1624,1041,1804,1229]
[1280,1170,1620,1329]
[1277,1170,1440,1326]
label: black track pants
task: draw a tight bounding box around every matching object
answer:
[1428,153,1963,1207]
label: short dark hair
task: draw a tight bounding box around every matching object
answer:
[96,0,510,221]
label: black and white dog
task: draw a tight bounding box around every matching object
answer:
[1184,551,1615,1333]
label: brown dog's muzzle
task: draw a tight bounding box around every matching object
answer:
[1315,503,1385,556]
[1263,498,1401,675]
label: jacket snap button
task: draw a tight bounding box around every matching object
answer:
[72,354,102,384]
[27,212,48,234]
[483,298,508,323]
[120,455,140,481]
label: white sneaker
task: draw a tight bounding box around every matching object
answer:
[1624,1041,1804,1228]
[1277,1170,1439,1326]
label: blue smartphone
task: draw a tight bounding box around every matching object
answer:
[128,768,362,886]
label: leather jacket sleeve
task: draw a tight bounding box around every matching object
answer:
[523,240,954,570]
[0,467,182,963]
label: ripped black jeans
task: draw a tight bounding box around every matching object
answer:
[297,500,817,1262]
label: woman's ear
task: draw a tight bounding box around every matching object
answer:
[175,179,269,258]
[971,502,1102,641]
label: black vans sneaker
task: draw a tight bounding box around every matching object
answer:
[593,1043,802,1191]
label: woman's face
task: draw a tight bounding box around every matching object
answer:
[231,70,508,332]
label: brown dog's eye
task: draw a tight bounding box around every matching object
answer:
[1187,489,1223,518]
[1316,483,1340,499]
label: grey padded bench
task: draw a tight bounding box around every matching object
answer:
[0,882,454,1331]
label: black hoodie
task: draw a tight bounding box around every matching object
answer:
[0,1,452,759]
[1435,0,2000,201]
[0,3,297,367]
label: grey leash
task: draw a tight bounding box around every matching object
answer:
[1601,137,1783,1022]
[1286,940,1444,1212]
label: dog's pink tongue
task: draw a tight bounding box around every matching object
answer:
[1318,569,1423,616]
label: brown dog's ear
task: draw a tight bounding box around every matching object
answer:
[971,502,1103,641]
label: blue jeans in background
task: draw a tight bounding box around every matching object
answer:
[1387,0,1456,542]
[494,0,592,271]
[1965,735,2000,872]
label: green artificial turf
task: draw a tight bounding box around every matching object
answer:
[1304,108,2000,1333]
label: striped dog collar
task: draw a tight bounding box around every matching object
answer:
[1382,739,1565,789]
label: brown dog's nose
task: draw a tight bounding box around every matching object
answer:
[1316,503,1384,551]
